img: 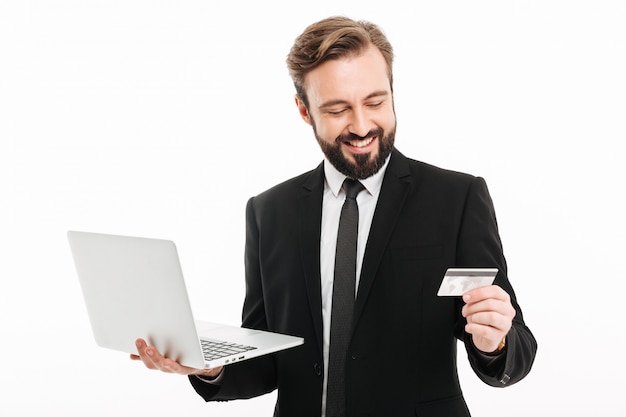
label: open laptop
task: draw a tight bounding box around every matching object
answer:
[67,230,304,369]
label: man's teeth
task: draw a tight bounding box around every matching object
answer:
[347,137,374,148]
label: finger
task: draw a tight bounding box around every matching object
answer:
[158,358,221,376]
[465,322,507,352]
[134,339,209,375]
[463,297,514,316]
[462,296,516,320]
[463,285,510,304]
[159,357,183,374]
[465,311,510,332]
[465,321,503,339]
[134,339,160,370]
[466,311,513,333]
[143,345,171,372]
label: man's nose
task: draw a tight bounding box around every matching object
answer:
[347,108,371,138]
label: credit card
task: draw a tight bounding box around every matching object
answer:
[437,268,498,296]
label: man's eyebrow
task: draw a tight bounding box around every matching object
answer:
[319,90,390,109]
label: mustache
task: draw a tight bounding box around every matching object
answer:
[335,127,384,144]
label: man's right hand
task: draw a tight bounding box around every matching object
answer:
[131,338,224,379]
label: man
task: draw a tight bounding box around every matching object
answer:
[133,16,537,417]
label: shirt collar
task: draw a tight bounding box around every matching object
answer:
[324,153,391,198]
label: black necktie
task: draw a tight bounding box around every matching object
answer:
[326,178,365,417]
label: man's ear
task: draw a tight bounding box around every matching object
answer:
[295,95,312,125]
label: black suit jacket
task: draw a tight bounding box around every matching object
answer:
[190,149,537,417]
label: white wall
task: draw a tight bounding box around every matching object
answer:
[1,1,624,415]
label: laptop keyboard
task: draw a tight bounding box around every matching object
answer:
[200,339,257,361]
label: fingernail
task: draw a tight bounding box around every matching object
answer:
[147,348,154,357]
[136,340,143,349]
[463,294,471,302]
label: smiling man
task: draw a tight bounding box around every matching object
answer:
[133,16,537,417]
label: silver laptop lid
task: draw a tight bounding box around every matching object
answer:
[68,231,207,368]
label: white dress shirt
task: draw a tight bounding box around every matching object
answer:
[319,156,389,416]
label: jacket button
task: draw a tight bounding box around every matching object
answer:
[314,363,322,376]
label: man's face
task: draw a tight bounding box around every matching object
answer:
[296,45,396,179]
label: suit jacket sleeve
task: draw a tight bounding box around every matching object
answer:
[455,176,537,387]
[189,195,278,401]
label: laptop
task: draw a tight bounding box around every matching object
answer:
[67,230,304,369]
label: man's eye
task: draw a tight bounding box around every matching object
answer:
[327,109,346,115]
[367,101,383,108]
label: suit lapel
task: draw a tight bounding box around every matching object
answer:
[297,163,325,354]
[295,152,414,351]
[353,150,413,328]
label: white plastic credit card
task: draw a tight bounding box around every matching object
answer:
[437,268,498,296]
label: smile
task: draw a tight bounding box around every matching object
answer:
[346,137,375,148]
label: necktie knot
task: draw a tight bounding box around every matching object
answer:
[343,178,364,200]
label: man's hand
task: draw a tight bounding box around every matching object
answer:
[461,285,516,354]
[131,338,224,379]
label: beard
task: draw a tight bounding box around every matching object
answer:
[314,124,396,180]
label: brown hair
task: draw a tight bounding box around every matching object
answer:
[286,16,394,107]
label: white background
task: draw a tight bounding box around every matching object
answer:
[1,1,624,415]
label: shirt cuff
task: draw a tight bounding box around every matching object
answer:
[195,369,225,385]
